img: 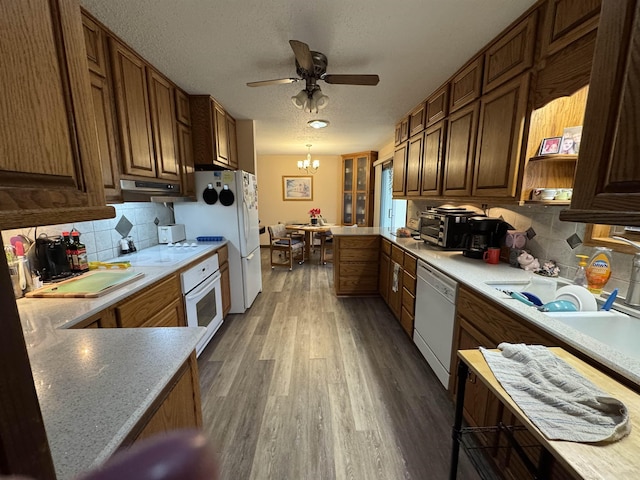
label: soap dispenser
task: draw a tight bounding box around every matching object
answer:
[585,247,613,294]
[573,254,588,288]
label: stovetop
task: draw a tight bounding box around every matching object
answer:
[115,242,209,267]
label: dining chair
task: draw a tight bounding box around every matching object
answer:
[268,224,304,270]
[316,231,333,265]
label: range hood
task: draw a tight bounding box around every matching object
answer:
[120,179,191,202]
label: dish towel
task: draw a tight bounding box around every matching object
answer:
[480,343,631,443]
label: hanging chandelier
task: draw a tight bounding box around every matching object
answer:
[298,144,320,174]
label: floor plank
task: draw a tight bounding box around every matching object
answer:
[198,248,481,479]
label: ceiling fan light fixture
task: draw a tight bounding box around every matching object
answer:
[308,119,330,129]
[308,88,329,113]
[291,89,307,109]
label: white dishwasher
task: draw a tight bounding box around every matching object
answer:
[414,260,458,388]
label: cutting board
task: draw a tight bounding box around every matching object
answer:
[26,271,145,298]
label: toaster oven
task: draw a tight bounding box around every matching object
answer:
[419,211,472,249]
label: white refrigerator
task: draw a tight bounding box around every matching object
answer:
[175,170,262,313]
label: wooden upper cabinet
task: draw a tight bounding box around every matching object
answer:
[405,133,424,196]
[109,38,156,178]
[394,117,409,145]
[450,57,483,112]
[560,0,640,224]
[0,0,113,230]
[227,115,238,170]
[540,0,601,57]
[473,74,530,198]
[81,13,107,77]
[443,102,479,196]
[483,13,536,92]
[147,69,180,181]
[177,123,195,197]
[426,84,449,126]
[213,102,229,165]
[421,120,446,196]
[392,142,408,196]
[408,103,426,137]
[175,88,191,126]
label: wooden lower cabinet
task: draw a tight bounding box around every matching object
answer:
[378,250,390,303]
[221,260,231,317]
[451,285,572,479]
[334,236,380,295]
[72,309,118,329]
[116,274,184,328]
[130,353,202,443]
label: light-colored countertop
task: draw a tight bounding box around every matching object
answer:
[16,240,227,480]
[332,227,640,387]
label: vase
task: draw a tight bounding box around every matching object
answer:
[310,217,318,225]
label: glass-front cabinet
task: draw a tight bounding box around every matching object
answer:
[340,151,378,226]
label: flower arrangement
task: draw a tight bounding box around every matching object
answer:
[308,208,321,218]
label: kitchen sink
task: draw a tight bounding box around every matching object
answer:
[545,311,640,361]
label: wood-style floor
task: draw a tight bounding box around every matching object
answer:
[197,249,481,480]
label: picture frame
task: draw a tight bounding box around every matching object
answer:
[539,136,562,155]
[560,126,583,154]
[282,175,313,201]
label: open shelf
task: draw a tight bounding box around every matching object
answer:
[522,200,571,206]
[528,154,578,163]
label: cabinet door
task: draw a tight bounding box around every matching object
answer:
[0,0,112,230]
[420,121,445,196]
[227,115,238,170]
[392,142,408,196]
[426,84,449,126]
[89,73,121,199]
[405,133,424,196]
[388,261,403,320]
[81,13,107,77]
[443,102,479,196]
[395,117,409,145]
[408,103,426,137]
[379,252,390,302]
[110,38,156,177]
[221,261,231,317]
[561,0,640,223]
[473,74,529,198]
[213,101,229,165]
[177,123,195,197]
[483,14,536,92]
[175,88,191,126]
[355,155,369,192]
[541,0,601,56]
[342,156,354,224]
[147,69,180,181]
[450,57,483,112]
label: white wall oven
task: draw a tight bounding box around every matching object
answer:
[181,253,223,357]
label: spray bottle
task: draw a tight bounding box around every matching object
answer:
[573,254,588,288]
[585,247,613,294]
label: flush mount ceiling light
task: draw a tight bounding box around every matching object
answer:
[298,144,320,174]
[290,86,329,113]
[308,119,330,129]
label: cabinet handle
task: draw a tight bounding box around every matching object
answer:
[467,371,476,384]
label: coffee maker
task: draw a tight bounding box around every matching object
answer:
[463,217,513,259]
[34,236,72,281]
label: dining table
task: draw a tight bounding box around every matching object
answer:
[285,224,333,261]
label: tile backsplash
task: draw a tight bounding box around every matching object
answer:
[408,201,634,297]
[2,203,174,263]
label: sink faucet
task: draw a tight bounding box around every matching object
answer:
[612,237,640,307]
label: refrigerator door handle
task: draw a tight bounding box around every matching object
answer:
[246,252,254,260]
[243,200,250,241]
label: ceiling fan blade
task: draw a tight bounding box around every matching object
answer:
[289,40,314,72]
[246,78,300,87]
[323,74,380,86]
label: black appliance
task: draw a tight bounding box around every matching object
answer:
[419,209,475,249]
[34,236,72,282]
[462,217,512,259]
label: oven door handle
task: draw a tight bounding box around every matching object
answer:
[185,271,221,302]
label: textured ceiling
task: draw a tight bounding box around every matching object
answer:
[81,0,537,156]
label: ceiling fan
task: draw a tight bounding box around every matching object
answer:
[247,40,380,112]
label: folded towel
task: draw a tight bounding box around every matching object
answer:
[480,343,631,443]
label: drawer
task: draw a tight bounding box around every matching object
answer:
[339,236,380,250]
[391,244,404,264]
[217,244,229,265]
[457,285,555,346]
[117,274,181,328]
[400,306,414,337]
[338,276,379,293]
[140,298,184,328]
[402,287,415,313]
[403,270,416,295]
[403,252,417,276]
[381,238,392,256]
